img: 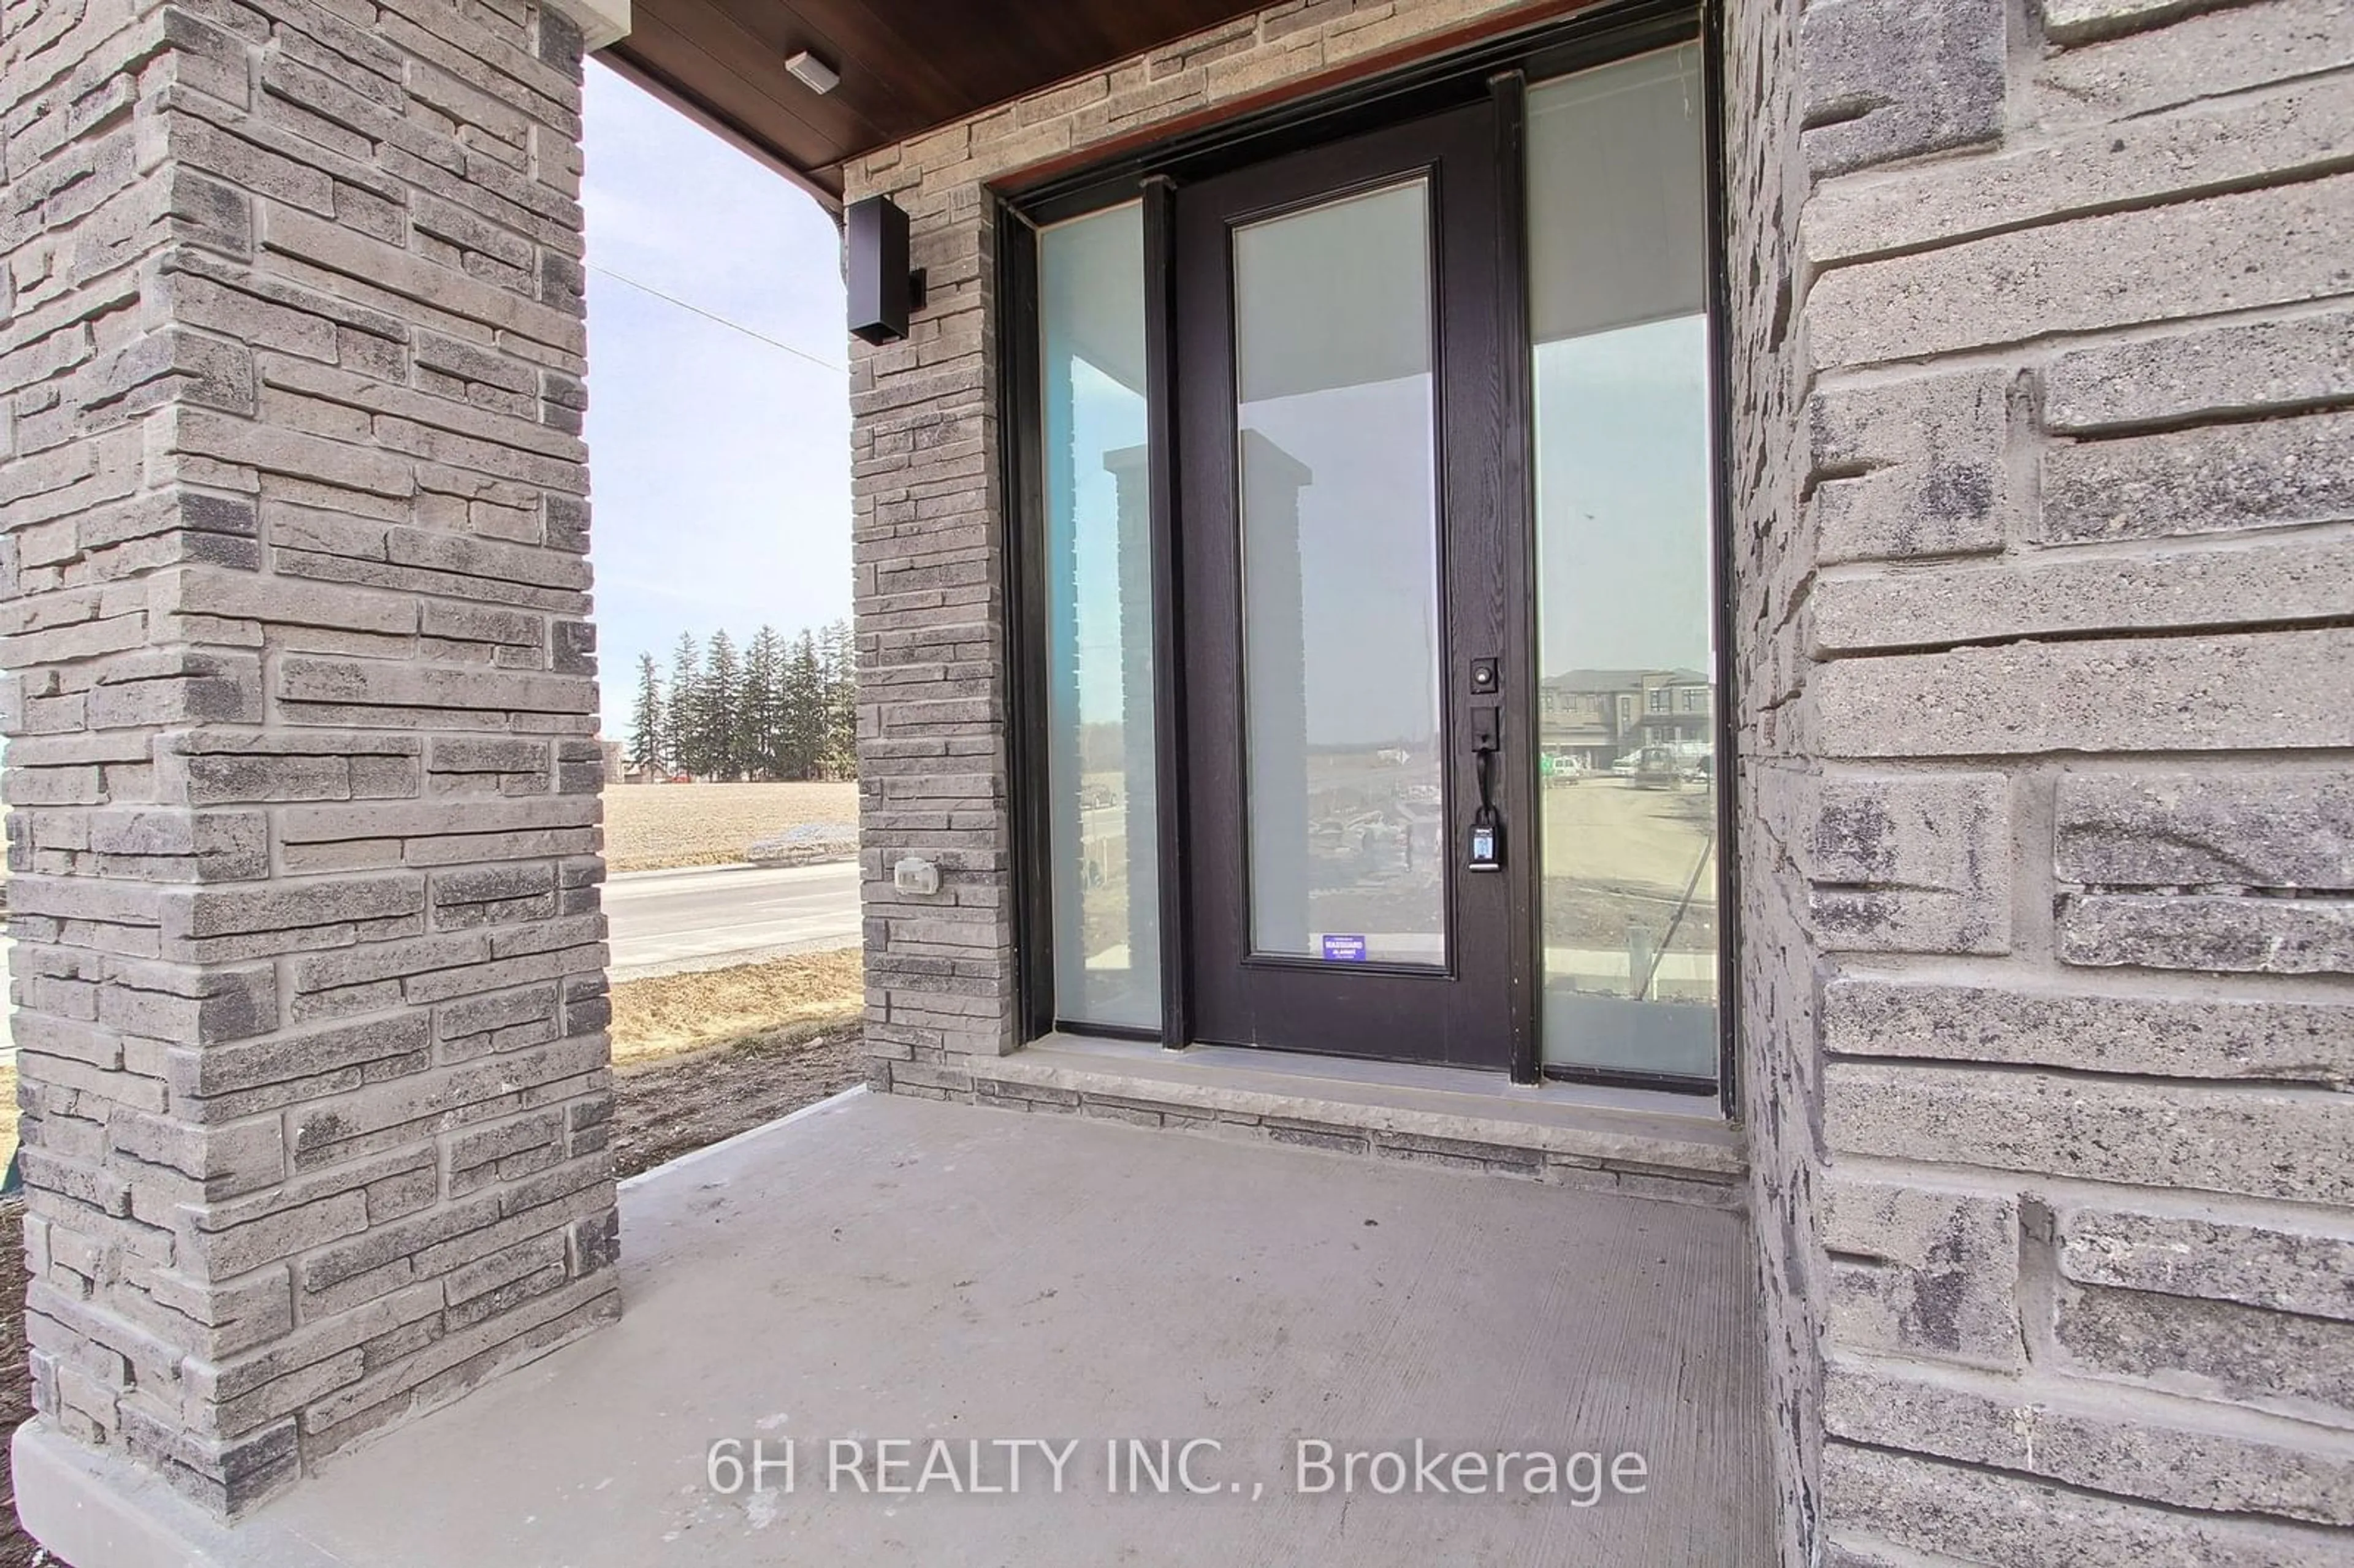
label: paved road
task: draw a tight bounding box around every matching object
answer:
[603,860,861,980]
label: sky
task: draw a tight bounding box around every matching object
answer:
[1533,312,1716,678]
[579,63,851,740]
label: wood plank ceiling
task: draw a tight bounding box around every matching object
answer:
[603,0,1274,207]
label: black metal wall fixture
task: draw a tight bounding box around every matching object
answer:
[847,194,928,344]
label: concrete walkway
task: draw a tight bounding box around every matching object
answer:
[23,1090,1771,1566]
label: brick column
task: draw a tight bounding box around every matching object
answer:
[1733,0,2354,1561]
[3,0,616,1519]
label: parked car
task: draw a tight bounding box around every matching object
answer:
[1632,744,1685,790]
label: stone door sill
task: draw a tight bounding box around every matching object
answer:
[943,1034,1745,1203]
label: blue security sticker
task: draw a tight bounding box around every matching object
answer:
[1320,934,1368,962]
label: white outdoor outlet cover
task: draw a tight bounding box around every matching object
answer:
[893,856,941,895]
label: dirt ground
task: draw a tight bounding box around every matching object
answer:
[610,1023,866,1179]
[1541,777,1720,954]
[1540,775,1718,890]
[601,781,858,872]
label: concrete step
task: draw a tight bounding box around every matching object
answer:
[920,1035,1745,1206]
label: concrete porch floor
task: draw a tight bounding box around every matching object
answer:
[24,1087,1772,1567]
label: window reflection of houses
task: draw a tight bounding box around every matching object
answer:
[1537,669,1712,769]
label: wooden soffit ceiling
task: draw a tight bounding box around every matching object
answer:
[603,0,1277,208]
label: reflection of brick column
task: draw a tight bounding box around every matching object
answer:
[1044,354,1086,1003]
[1239,432,1316,951]
[1102,447,1160,1011]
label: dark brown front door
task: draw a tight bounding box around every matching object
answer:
[1175,104,1526,1070]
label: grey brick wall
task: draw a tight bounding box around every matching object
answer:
[1,0,615,1514]
[1736,0,2354,1560]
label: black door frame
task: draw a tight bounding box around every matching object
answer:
[1172,102,1518,1070]
[999,0,1736,1105]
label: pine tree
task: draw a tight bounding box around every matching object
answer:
[819,618,857,778]
[628,653,663,777]
[701,630,742,780]
[742,626,784,781]
[783,629,823,779]
[666,632,701,775]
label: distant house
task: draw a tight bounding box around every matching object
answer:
[1537,669,1713,769]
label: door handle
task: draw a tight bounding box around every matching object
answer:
[1468,703,1503,871]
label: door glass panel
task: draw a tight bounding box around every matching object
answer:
[1232,181,1445,965]
[1039,202,1160,1030]
[1526,45,1720,1079]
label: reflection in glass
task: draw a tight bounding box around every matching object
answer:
[1040,204,1160,1029]
[1231,182,1446,965]
[1528,45,1720,1080]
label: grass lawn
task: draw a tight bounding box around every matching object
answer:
[608,947,863,1068]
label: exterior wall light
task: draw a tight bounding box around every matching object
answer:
[847,195,926,345]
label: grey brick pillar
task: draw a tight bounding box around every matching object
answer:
[847,188,1016,1073]
[2,0,616,1518]
[1731,0,2354,1561]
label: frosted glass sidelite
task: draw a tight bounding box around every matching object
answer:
[1526,45,1721,1081]
[1039,204,1160,1029]
[1232,181,1446,965]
